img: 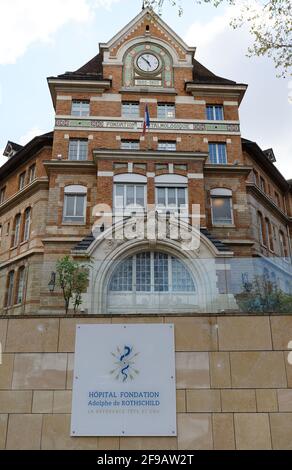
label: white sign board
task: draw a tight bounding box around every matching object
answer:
[71,324,176,437]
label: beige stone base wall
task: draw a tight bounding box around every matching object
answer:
[0,315,292,450]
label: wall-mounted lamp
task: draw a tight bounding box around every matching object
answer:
[48,272,56,293]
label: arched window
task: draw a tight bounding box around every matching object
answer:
[6,270,15,307]
[23,207,31,241]
[265,218,273,251]
[12,214,21,247]
[257,212,266,246]
[109,252,195,293]
[16,267,25,304]
[211,188,233,225]
[63,185,87,223]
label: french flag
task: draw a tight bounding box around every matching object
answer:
[143,104,150,135]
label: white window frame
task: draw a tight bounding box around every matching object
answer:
[206,105,224,121]
[122,102,140,118]
[28,164,36,183]
[6,271,15,307]
[157,141,176,152]
[155,186,188,209]
[114,183,146,213]
[157,103,175,120]
[63,185,87,224]
[68,139,88,161]
[13,214,21,246]
[120,140,140,150]
[19,172,26,190]
[209,143,227,164]
[211,188,233,226]
[23,208,31,242]
[16,267,25,304]
[71,100,90,117]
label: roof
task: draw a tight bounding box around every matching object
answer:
[192,59,237,86]
[3,141,23,157]
[242,138,289,191]
[54,52,104,80]
[0,132,53,180]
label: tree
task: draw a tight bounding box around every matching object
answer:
[56,256,90,314]
[144,0,292,77]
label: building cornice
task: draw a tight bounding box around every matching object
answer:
[0,248,44,269]
[185,83,248,105]
[47,78,111,108]
[204,164,253,176]
[246,182,292,224]
[93,149,208,161]
[43,160,96,174]
[0,179,49,215]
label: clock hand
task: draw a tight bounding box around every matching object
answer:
[142,56,151,67]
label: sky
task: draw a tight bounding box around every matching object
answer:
[0,0,291,177]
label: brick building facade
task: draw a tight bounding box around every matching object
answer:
[0,8,291,315]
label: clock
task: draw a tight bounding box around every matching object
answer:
[137,53,160,73]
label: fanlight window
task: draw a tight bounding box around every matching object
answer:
[109,252,195,293]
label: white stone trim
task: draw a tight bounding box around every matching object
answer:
[64,134,69,140]
[175,96,195,104]
[97,171,114,177]
[203,138,208,143]
[153,136,158,142]
[176,137,182,143]
[128,162,133,173]
[193,100,206,105]
[116,135,121,141]
[188,173,204,179]
[64,185,87,194]
[169,163,174,174]
[155,174,187,184]
[114,173,147,183]
[57,95,72,100]
[140,98,157,103]
[147,172,155,178]
[90,94,121,102]
[227,139,232,144]
[88,135,93,140]
[223,101,238,106]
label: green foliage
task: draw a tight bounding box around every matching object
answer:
[235,274,292,313]
[56,256,90,314]
[144,0,292,77]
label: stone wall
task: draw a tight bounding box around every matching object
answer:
[0,314,292,450]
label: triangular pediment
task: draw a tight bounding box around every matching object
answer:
[100,7,196,60]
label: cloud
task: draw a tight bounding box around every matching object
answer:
[0,0,120,65]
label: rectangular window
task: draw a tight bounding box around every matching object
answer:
[71,100,90,117]
[28,164,36,183]
[13,214,21,246]
[19,172,26,190]
[211,197,233,225]
[156,163,168,172]
[63,194,86,223]
[68,140,88,161]
[157,141,176,152]
[16,268,25,304]
[122,102,140,118]
[206,105,224,120]
[0,187,6,203]
[133,163,147,171]
[156,187,187,208]
[23,208,31,241]
[114,184,146,210]
[174,164,187,172]
[120,140,140,150]
[259,177,266,193]
[209,143,227,164]
[114,162,128,171]
[157,103,175,119]
[6,271,15,307]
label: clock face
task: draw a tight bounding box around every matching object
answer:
[137,53,160,73]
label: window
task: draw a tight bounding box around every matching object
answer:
[63,185,87,223]
[157,103,175,119]
[6,222,10,235]
[259,177,266,193]
[71,100,90,117]
[0,187,6,203]
[122,102,140,118]
[279,230,288,258]
[265,218,274,251]
[209,143,227,164]
[156,187,187,208]
[133,163,147,171]
[121,140,140,150]
[109,252,195,293]
[253,170,259,185]
[68,139,88,161]
[158,141,176,152]
[206,105,224,120]
[16,267,25,304]
[19,172,26,190]
[174,164,187,172]
[258,212,266,246]
[275,192,280,207]
[114,184,146,210]
[114,162,128,171]
[6,271,15,307]
[28,164,36,183]
[13,214,21,247]
[156,163,168,171]
[23,208,31,241]
[211,188,233,225]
